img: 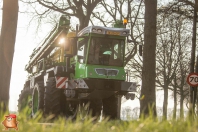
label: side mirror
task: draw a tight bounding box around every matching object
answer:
[77,41,80,50]
[38,63,42,71]
[70,38,77,55]
[64,38,70,51]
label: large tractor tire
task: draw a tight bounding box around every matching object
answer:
[44,77,78,120]
[65,100,78,120]
[32,82,44,116]
[44,77,103,120]
[44,77,64,117]
[103,95,119,119]
[18,87,33,116]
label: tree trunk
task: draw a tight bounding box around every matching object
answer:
[140,0,157,117]
[189,7,197,117]
[79,15,90,31]
[180,87,184,119]
[196,0,198,12]
[75,0,101,30]
[179,62,185,119]
[194,51,198,116]
[163,84,168,120]
[173,74,177,119]
[0,0,18,110]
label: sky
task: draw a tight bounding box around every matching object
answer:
[0,0,179,112]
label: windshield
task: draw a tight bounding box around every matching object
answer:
[88,38,125,67]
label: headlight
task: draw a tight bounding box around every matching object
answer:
[97,29,102,33]
[59,38,65,45]
[92,28,97,32]
[122,31,127,35]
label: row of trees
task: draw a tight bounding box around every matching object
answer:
[128,1,194,119]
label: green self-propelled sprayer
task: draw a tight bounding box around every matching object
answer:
[18,15,136,119]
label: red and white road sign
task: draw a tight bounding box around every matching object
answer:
[187,73,198,86]
[55,77,68,88]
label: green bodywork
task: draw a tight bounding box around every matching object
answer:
[75,63,126,80]
[32,90,38,113]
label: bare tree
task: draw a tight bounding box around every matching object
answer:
[0,0,18,110]
[156,14,183,119]
[156,0,197,119]
[21,0,102,30]
[92,0,144,64]
[176,58,189,119]
[173,18,190,119]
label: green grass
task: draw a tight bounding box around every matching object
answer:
[1,109,198,132]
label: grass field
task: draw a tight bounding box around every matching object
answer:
[1,109,198,132]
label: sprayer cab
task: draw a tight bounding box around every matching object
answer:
[69,26,130,80]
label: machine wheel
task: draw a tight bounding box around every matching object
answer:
[65,100,78,120]
[32,82,44,116]
[44,77,63,116]
[18,87,33,116]
[103,95,119,119]
[44,77,78,119]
